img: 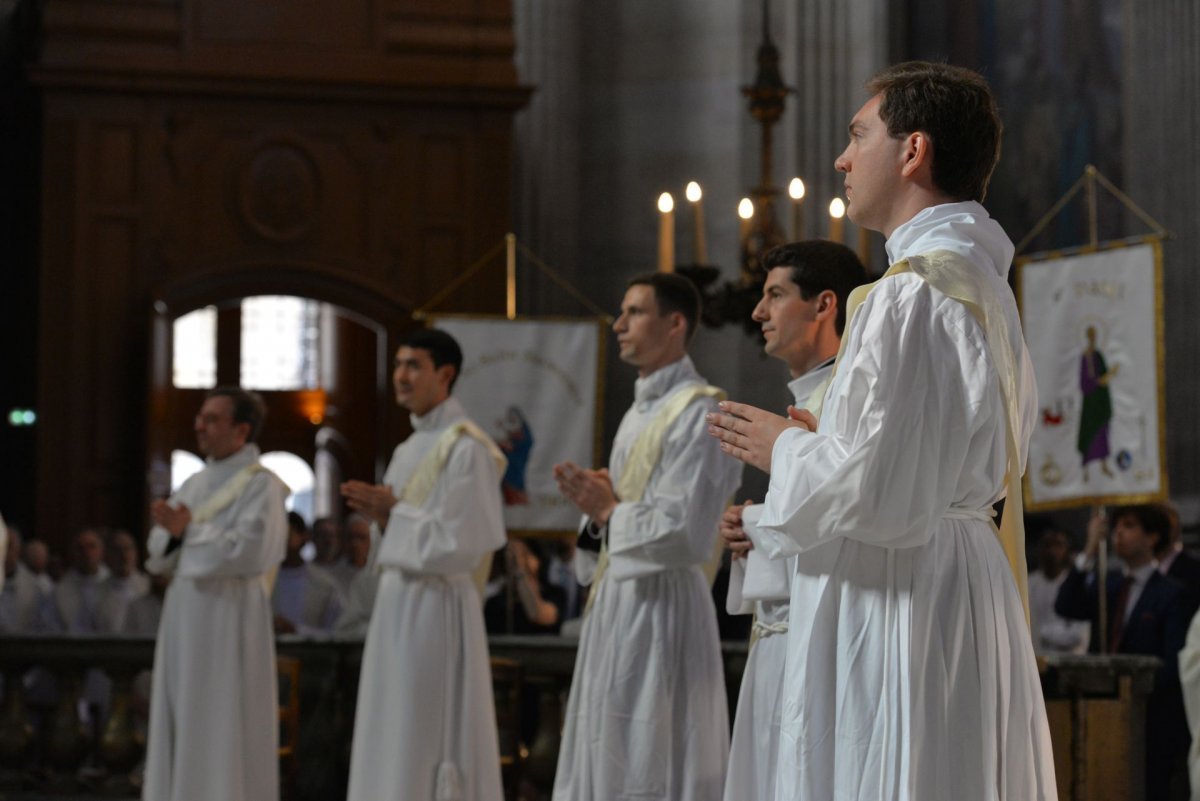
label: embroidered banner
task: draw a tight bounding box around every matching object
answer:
[430,316,606,534]
[1017,239,1167,510]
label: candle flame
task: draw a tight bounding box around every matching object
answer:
[788,178,806,200]
[829,198,846,219]
[658,192,675,213]
[685,182,702,203]
[738,197,754,220]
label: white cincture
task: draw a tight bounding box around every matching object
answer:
[751,618,789,639]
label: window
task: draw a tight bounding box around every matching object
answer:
[172,306,217,389]
[261,451,316,523]
[170,449,206,493]
[241,296,321,390]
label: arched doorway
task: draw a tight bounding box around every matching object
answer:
[146,265,417,525]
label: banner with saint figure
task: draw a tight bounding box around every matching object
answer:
[429,316,606,534]
[1016,239,1167,510]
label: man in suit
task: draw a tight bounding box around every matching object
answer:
[1160,502,1200,607]
[1057,504,1197,800]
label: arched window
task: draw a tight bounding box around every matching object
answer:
[261,451,316,523]
[172,306,217,389]
[170,449,206,493]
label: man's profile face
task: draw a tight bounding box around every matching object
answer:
[752,266,826,373]
[392,346,452,417]
[194,395,248,460]
[613,284,677,373]
[834,93,906,233]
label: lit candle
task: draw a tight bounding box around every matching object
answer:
[686,181,707,265]
[856,224,872,271]
[658,192,675,272]
[738,197,754,247]
[788,177,806,240]
[828,198,846,244]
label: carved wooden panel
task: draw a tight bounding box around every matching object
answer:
[32,0,526,548]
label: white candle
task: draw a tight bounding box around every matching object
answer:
[788,178,806,240]
[657,192,675,272]
[738,197,754,247]
[686,181,707,265]
[828,197,846,244]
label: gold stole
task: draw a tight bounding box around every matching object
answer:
[401,420,509,596]
[585,384,726,613]
[825,250,1030,620]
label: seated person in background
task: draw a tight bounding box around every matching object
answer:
[1027,522,1090,655]
[22,538,55,594]
[484,537,565,635]
[1057,504,1197,800]
[272,511,344,635]
[44,527,110,633]
[325,514,373,596]
[1,525,50,633]
[311,516,341,567]
[98,529,150,634]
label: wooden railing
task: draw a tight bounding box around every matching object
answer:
[0,636,1157,801]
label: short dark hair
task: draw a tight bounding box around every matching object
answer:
[286,511,308,535]
[762,241,868,336]
[1111,504,1172,553]
[866,61,1002,203]
[205,387,267,443]
[627,273,702,342]
[400,328,464,391]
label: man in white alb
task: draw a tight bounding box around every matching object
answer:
[342,327,506,801]
[143,387,289,801]
[552,272,741,801]
[720,240,865,801]
[708,62,1057,799]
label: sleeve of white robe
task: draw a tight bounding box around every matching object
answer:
[606,398,742,580]
[725,504,789,614]
[168,473,287,578]
[1181,609,1200,801]
[375,437,506,576]
[754,276,1010,557]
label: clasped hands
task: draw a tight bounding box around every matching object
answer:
[150,499,191,540]
[705,401,817,474]
[341,481,398,529]
[553,461,617,525]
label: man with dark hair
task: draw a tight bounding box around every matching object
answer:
[551,272,741,800]
[341,327,507,801]
[1058,506,1195,798]
[708,62,1055,798]
[1027,523,1090,655]
[142,386,289,801]
[719,241,864,801]
[396,326,464,390]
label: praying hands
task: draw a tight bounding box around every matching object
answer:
[553,461,617,525]
[341,480,398,529]
[706,401,817,474]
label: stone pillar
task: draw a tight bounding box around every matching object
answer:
[1125,1,1200,520]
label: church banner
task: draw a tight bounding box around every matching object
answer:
[430,316,607,535]
[1016,239,1167,511]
